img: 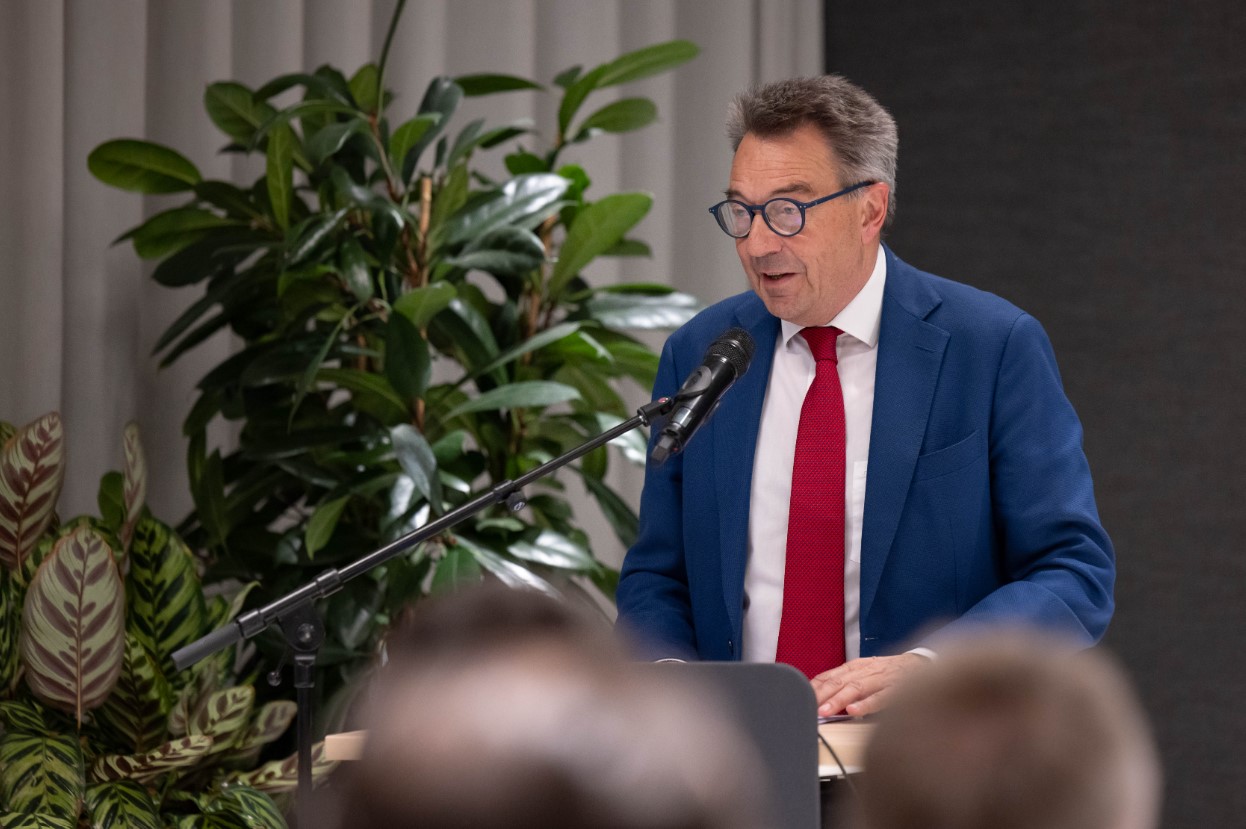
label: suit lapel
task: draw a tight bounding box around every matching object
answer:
[859,249,948,623]
[715,298,779,636]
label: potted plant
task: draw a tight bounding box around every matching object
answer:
[86,1,700,707]
[0,412,329,827]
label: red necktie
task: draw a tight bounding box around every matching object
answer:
[775,327,846,679]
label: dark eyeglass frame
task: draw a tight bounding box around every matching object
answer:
[708,181,877,238]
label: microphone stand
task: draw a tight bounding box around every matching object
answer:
[170,396,674,826]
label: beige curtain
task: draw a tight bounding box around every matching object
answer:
[0,0,822,565]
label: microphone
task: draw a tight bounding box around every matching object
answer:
[651,327,755,464]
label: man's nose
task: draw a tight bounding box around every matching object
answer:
[740,215,783,257]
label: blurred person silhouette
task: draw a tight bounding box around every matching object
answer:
[855,630,1160,829]
[321,582,772,829]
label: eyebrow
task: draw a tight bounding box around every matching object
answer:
[723,180,817,201]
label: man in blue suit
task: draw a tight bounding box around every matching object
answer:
[616,76,1114,717]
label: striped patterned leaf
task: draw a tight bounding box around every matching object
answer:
[227,740,336,793]
[188,686,255,755]
[93,634,174,754]
[0,698,49,735]
[20,526,126,724]
[222,700,296,766]
[0,566,23,690]
[0,412,66,573]
[174,814,252,829]
[0,812,77,828]
[203,785,287,829]
[90,733,214,784]
[120,423,147,551]
[0,731,85,819]
[127,517,207,674]
[84,779,161,829]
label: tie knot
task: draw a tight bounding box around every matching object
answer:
[800,326,841,363]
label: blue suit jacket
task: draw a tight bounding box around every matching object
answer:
[616,247,1114,660]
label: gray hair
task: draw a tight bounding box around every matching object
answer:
[726,75,898,227]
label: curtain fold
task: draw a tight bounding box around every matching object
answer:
[0,0,822,563]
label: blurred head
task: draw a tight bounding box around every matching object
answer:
[328,584,769,829]
[859,631,1161,829]
[722,75,896,327]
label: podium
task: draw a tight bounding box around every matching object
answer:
[328,663,873,829]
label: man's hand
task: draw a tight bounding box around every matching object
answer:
[811,653,928,717]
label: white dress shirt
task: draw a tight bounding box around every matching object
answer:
[742,245,886,663]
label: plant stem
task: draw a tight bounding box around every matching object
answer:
[376,0,408,110]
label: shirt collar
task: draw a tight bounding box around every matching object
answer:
[779,245,887,349]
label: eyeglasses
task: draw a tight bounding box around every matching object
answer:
[708,181,876,238]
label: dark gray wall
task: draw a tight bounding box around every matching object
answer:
[825,1,1246,826]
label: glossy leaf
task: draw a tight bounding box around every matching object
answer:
[596,39,700,88]
[549,192,652,297]
[391,282,457,330]
[446,225,545,277]
[385,312,430,400]
[584,289,701,329]
[0,411,65,572]
[266,124,295,230]
[87,139,201,194]
[390,113,441,172]
[443,381,581,420]
[305,495,349,558]
[339,235,373,302]
[431,545,482,592]
[21,526,125,723]
[84,780,161,829]
[91,734,214,784]
[0,732,85,819]
[308,120,367,167]
[455,73,544,96]
[128,207,244,260]
[472,321,583,378]
[204,82,277,145]
[575,97,657,137]
[583,474,640,548]
[391,425,438,503]
[441,173,569,247]
[127,517,208,674]
[349,62,380,112]
[508,530,596,571]
[453,536,558,596]
[316,368,408,423]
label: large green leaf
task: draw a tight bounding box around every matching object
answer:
[305,495,349,559]
[452,536,558,597]
[307,119,369,167]
[392,282,457,330]
[0,732,85,819]
[508,529,597,571]
[390,113,442,174]
[455,73,544,96]
[575,97,657,137]
[84,780,161,829]
[385,312,430,400]
[20,526,125,723]
[441,173,568,247]
[549,192,651,298]
[430,544,483,593]
[0,812,76,828]
[265,124,296,230]
[0,412,65,573]
[204,82,278,145]
[445,225,545,277]
[472,321,583,378]
[348,62,380,113]
[127,207,245,260]
[443,381,581,420]
[390,425,439,505]
[584,288,701,329]
[87,139,201,194]
[126,517,208,675]
[582,473,640,548]
[596,39,700,88]
[316,368,409,423]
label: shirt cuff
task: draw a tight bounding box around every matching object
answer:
[906,647,937,661]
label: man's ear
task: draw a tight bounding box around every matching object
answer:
[859,183,889,242]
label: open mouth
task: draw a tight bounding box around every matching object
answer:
[762,271,795,281]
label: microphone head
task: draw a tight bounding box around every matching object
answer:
[707,327,755,378]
